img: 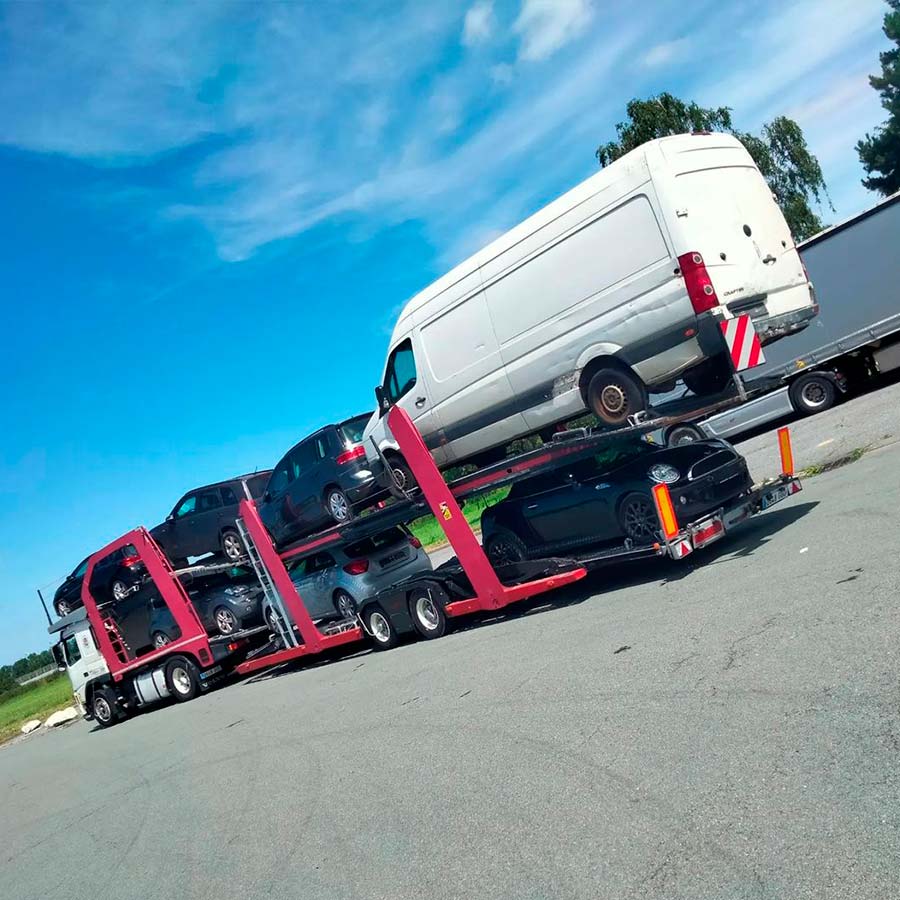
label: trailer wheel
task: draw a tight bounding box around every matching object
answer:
[617,492,660,543]
[665,423,706,447]
[484,528,528,566]
[587,367,646,426]
[362,605,398,650]
[409,588,447,639]
[165,656,200,702]
[92,686,120,728]
[789,374,836,416]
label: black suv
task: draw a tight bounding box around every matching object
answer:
[258,413,382,546]
[54,544,147,618]
[150,472,271,568]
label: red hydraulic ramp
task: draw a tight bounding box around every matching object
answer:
[385,406,587,618]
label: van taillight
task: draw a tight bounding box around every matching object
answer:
[336,445,366,465]
[678,251,719,314]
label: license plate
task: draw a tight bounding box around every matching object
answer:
[761,485,789,509]
[199,665,223,680]
[379,550,406,567]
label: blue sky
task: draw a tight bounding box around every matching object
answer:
[0,0,890,662]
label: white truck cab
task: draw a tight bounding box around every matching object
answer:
[50,610,110,718]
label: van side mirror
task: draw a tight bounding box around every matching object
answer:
[375,385,390,418]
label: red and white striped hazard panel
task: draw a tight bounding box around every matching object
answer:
[720,315,765,372]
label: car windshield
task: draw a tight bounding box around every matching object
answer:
[338,413,372,445]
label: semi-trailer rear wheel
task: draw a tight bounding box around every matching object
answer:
[789,373,837,416]
[409,588,447,639]
[362,605,398,650]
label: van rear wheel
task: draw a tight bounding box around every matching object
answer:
[587,368,646,426]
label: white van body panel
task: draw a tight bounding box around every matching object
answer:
[365,133,815,466]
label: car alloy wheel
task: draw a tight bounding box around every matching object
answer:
[327,489,350,522]
[56,600,73,617]
[215,607,238,635]
[222,531,243,561]
[334,590,356,620]
[111,580,128,601]
[153,631,171,649]
[619,494,659,542]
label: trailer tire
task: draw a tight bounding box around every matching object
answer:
[92,686,120,728]
[665,423,707,447]
[789,374,836,416]
[362,605,398,650]
[165,656,200,702]
[484,528,528,566]
[586,367,646,426]
[408,587,447,639]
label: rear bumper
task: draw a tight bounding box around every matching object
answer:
[753,300,818,346]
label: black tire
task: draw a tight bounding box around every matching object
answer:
[92,685,120,728]
[789,374,836,416]
[617,492,660,544]
[682,356,733,397]
[484,528,528,566]
[55,599,75,618]
[324,486,353,524]
[587,367,646,426]
[333,589,357,620]
[408,588,447,640]
[220,528,244,562]
[362,605,398,650]
[213,606,239,636]
[152,631,172,650]
[387,455,418,493]
[164,656,201,702]
[665,423,706,447]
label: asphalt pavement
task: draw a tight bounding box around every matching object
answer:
[2,405,899,900]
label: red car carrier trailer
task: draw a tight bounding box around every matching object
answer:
[50,405,801,728]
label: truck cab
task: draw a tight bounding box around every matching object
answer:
[49,610,109,718]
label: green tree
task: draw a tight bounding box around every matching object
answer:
[595,93,830,241]
[857,0,900,196]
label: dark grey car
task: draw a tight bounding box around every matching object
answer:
[150,472,271,567]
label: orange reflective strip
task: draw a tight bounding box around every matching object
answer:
[652,483,679,540]
[777,426,794,476]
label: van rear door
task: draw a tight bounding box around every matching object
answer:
[662,138,810,327]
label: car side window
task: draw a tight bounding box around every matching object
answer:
[73,558,89,577]
[198,489,222,512]
[384,338,417,404]
[291,441,316,479]
[307,553,336,574]
[175,494,197,518]
[315,436,328,459]
[220,485,238,505]
[268,459,291,495]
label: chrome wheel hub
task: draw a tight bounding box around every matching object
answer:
[94,697,112,722]
[415,596,439,630]
[171,666,191,694]
[801,382,827,407]
[370,612,390,643]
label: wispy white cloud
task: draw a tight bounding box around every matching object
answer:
[641,37,690,68]
[462,1,495,47]
[514,0,594,62]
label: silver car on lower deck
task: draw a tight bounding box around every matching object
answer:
[262,526,433,626]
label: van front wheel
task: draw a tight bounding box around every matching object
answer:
[587,368,646,426]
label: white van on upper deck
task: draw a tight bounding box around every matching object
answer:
[365,132,817,475]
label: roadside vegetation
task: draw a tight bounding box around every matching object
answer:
[0,674,74,744]
[409,488,509,549]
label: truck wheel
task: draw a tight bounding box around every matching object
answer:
[220,529,244,562]
[92,686,120,728]
[484,528,528,566]
[165,656,200,702]
[587,368,646,426]
[362,605,398,650]
[665,423,706,447]
[789,374,836,416]
[408,588,447,639]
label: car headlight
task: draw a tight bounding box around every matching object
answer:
[648,463,681,484]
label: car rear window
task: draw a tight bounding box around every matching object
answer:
[344,527,405,558]
[338,413,372,446]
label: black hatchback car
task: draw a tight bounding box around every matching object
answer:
[481,438,753,564]
[258,413,383,546]
[150,472,271,568]
[54,544,147,618]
